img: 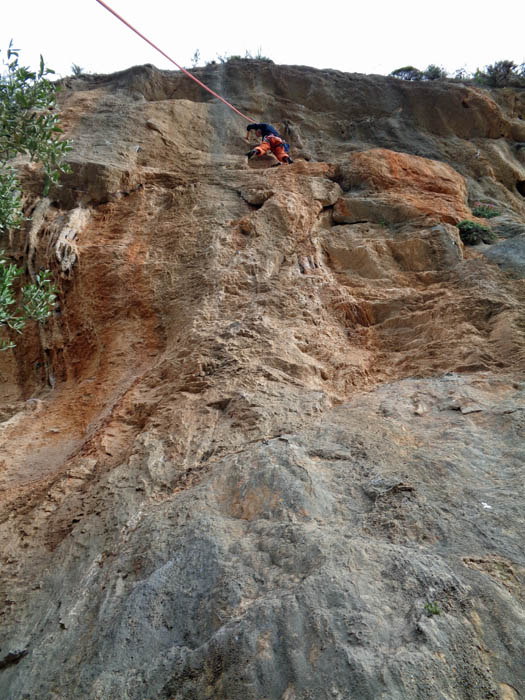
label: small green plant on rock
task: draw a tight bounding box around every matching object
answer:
[424,602,441,616]
[471,202,500,219]
[456,220,496,245]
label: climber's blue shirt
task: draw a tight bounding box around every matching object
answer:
[247,123,281,138]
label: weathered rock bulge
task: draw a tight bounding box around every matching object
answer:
[0,62,524,699]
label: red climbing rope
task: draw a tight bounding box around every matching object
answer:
[95,0,254,122]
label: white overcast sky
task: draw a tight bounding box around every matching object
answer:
[2,0,524,79]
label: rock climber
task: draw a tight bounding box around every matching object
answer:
[245,123,294,165]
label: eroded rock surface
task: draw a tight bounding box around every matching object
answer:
[0,62,524,699]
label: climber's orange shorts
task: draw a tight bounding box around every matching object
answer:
[254,136,289,163]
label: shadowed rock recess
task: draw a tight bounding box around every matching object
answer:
[1,62,524,699]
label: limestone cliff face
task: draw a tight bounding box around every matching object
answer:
[0,62,524,699]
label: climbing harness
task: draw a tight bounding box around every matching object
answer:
[95,0,254,122]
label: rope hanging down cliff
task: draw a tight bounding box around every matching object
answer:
[94,0,255,122]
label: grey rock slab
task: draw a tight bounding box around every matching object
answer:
[483,233,525,278]
[1,374,523,699]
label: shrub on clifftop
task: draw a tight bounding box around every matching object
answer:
[390,60,525,85]
[390,66,424,81]
[422,64,448,80]
[390,65,448,81]
[475,60,525,87]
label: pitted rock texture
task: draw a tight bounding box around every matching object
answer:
[0,62,524,699]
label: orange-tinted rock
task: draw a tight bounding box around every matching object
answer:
[335,148,472,225]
